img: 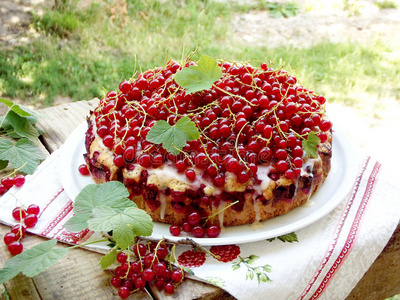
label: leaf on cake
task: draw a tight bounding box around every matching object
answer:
[302,132,321,158]
[173,54,222,93]
[146,116,200,155]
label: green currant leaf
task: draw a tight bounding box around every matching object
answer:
[277,232,298,243]
[0,111,41,142]
[0,98,32,117]
[0,239,67,284]
[0,139,46,174]
[0,160,8,170]
[64,213,92,232]
[302,131,321,158]
[87,206,153,249]
[146,116,200,155]
[64,182,135,232]
[100,248,118,270]
[173,55,222,94]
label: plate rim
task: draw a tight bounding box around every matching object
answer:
[60,123,358,245]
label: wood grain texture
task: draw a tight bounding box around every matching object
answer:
[35,99,99,152]
[345,222,400,300]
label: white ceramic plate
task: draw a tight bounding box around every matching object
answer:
[60,122,357,245]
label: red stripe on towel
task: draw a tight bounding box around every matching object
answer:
[297,158,370,300]
[310,161,381,299]
[38,188,65,218]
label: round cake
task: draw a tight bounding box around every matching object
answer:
[83,57,332,235]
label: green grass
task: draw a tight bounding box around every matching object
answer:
[375,0,399,9]
[0,0,399,107]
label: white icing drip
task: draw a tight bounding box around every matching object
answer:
[250,198,264,230]
[303,199,314,207]
[254,166,272,195]
[217,202,226,230]
[301,157,321,176]
[159,193,167,219]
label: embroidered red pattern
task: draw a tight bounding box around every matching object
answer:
[41,200,74,236]
[58,228,93,244]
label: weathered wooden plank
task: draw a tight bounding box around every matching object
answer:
[345,222,400,300]
[36,99,99,152]
[150,277,235,300]
[0,226,42,300]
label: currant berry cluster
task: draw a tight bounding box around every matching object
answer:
[85,57,333,236]
[3,204,40,255]
[90,59,331,182]
[110,241,185,298]
[0,175,25,195]
[169,211,221,238]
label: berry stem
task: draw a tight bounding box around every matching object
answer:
[203,200,239,225]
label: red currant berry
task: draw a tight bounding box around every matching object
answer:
[141,268,155,282]
[78,164,90,176]
[318,132,328,143]
[115,266,127,277]
[13,175,25,187]
[319,120,332,132]
[113,154,125,168]
[187,212,201,226]
[185,169,196,181]
[164,282,175,294]
[169,224,181,236]
[1,177,14,189]
[156,247,168,260]
[24,214,38,228]
[133,243,147,257]
[134,277,146,289]
[130,261,141,274]
[276,160,289,173]
[117,252,127,264]
[119,80,132,94]
[110,276,122,287]
[8,241,23,255]
[4,232,17,245]
[0,184,7,195]
[285,169,295,179]
[153,262,167,276]
[143,253,157,268]
[138,153,151,168]
[171,269,184,282]
[293,157,303,168]
[12,207,26,221]
[206,225,221,238]
[118,286,130,299]
[11,224,26,239]
[27,204,40,216]
[192,226,205,238]
[182,222,192,233]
